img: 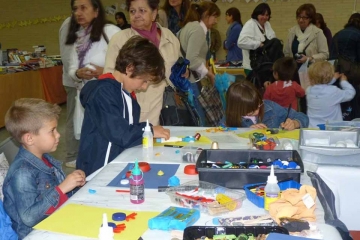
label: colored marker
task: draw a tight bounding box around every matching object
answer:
[116,189,130,193]
[164,144,184,148]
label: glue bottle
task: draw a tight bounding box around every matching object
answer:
[130,159,145,204]
[98,213,114,240]
[142,119,153,161]
[264,165,280,210]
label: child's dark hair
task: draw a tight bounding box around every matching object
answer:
[114,36,165,83]
[226,81,264,127]
[251,3,271,21]
[5,98,61,143]
[273,57,297,81]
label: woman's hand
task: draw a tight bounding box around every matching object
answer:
[250,123,267,129]
[181,68,190,79]
[296,54,308,64]
[91,64,104,76]
[75,67,98,80]
[281,119,299,130]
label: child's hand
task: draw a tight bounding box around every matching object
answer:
[334,72,340,80]
[263,81,271,88]
[281,119,300,130]
[340,73,348,81]
[153,126,170,140]
[250,123,267,129]
[58,170,86,194]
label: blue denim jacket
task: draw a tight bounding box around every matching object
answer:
[2,146,72,239]
[241,100,309,128]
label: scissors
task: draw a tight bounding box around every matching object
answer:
[253,132,266,141]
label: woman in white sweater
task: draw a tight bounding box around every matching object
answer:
[66,0,120,90]
[237,3,275,76]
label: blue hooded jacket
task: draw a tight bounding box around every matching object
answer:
[0,200,17,240]
[77,76,147,176]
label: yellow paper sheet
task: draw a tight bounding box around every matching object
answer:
[34,204,159,240]
[237,129,301,140]
[154,135,212,147]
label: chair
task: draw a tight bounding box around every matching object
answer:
[0,137,20,165]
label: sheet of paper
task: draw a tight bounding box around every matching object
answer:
[237,129,301,140]
[34,204,159,240]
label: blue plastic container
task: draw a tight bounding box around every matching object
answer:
[244,180,301,208]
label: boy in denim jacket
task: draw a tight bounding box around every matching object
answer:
[2,98,86,239]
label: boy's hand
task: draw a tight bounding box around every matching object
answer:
[250,123,267,129]
[334,72,340,80]
[153,126,170,140]
[281,119,299,130]
[58,170,86,194]
[263,81,271,88]
[340,73,348,81]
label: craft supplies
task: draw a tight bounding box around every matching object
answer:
[156,137,183,143]
[250,133,278,150]
[148,206,200,231]
[211,141,220,149]
[142,120,153,161]
[165,180,245,215]
[129,160,145,204]
[264,165,280,210]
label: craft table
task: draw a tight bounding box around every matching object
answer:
[0,66,66,128]
[24,127,342,240]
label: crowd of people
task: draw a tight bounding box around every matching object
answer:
[1,0,360,238]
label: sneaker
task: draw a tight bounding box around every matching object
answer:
[65,160,77,168]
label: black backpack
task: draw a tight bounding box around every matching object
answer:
[250,38,284,70]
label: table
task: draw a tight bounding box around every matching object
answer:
[0,66,66,128]
[24,127,342,240]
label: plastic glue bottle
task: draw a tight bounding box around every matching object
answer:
[142,119,153,161]
[130,159,145,204]
[98,213,114,240]
[264,165,280,210]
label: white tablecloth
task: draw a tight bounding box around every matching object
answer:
[25,127,342,240]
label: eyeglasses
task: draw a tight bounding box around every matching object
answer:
[129,8,149,15]
[247,102,264,116]
[297,16,310,20]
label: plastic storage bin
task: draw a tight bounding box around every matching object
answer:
[195,149,303,189]
[244,180,301,208]
[299,129,360,166]
[165,180,246,216]
[326,121,360,132]
[183,226,289,240]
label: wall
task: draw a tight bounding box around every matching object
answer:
[0,0,357,58]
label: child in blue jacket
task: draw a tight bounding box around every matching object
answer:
[225,80,309,129]
[77,36,171,177]
[3,99,86,239]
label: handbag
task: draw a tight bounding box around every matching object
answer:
[73,90,85,140]
[198,86,224,126]
[159,86,200,126]
[298,59,310,91]
[335,39,360,85]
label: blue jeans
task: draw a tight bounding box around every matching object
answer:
[191,82,206,127]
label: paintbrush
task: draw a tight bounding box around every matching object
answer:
[281,104,292,130]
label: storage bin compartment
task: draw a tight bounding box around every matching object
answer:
[183,226,289,240]
[299,129,360,166]
[326,121,360,132]
[165,180,246,215]
[196,149,303,189]
[244,180,301,208]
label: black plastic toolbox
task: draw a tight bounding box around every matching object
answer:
[195,149,304,189]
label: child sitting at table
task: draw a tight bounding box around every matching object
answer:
[3,98,86,239]
[263,57,305,111]
[77,36,170,177]
[306,61,355,128]
[225,80,309,130]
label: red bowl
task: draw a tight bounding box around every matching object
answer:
[139,162,151,172]
[184,164,198,175]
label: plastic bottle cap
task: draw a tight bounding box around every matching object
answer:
[267,165,278,183]
[144,119,151,132]
[131,159,141,176]
[112,212,126,221]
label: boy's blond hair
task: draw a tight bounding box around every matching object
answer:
[308,61,334,85]
[5,98,61,143]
